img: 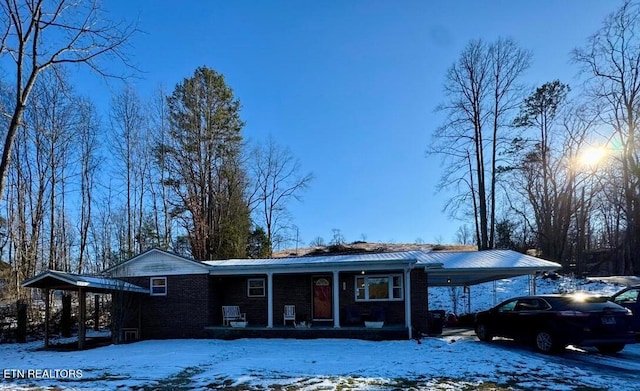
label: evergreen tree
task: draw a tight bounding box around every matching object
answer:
[158,66,249,260]
[247,227,271,259]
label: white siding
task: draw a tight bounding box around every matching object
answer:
[109,250,209,277]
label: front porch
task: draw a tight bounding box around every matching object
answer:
[204,324,409,340]
[210,269,421,340]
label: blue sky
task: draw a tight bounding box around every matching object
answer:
[81,1,619,246]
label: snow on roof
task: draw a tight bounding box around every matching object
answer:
[22,270,149,293]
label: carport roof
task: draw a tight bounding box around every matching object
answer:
[22,270,148,293]
[417,250,561,286]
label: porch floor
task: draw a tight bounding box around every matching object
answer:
[204,324,410,340]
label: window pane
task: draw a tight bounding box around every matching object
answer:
[392,276,401,287]
[248,279,265,296]
[392,287,402,299]
[368,277,389,300]
[150,278,166,295]
[153,279,165,286]
[356,277,365,300]
[249,280,263,288]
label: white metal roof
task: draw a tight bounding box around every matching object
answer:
[202,249,560,285]
[416,250,561,286]
[22,270,149,293]
[203,250,436,274]
[417,250,560,269]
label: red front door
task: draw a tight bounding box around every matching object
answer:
[312,276,332,320]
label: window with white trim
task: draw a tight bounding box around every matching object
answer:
[247,278,265,297]
[150,277,167,296]
[355,274,403,301]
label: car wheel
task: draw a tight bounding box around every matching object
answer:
[535,330,563,353]
[596,344,625,354]
[475,323,493,342]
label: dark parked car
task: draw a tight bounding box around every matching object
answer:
[610,285,640,335]
[475,294,635,354]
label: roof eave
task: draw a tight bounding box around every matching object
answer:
[208,259,419,275]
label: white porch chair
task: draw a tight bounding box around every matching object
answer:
[283,305,296,325]
[222,305,246,326]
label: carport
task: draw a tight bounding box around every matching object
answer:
[418,250,561,326]
[21,270,148,349]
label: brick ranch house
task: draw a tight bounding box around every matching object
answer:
[23,248,560,344]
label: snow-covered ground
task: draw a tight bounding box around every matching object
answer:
[1,275,638,391]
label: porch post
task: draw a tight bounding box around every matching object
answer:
[267,272,273,328]
[137,298,142,339]
[332,271,340,328]
[44,288,50,349]
[405,269,412,340]
[94,295,100,331]
[78,288,86,350]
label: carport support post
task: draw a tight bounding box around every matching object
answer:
[529,274,537,295]
[44,288,50,349]
[464,286,471,314]
[94,295,100,331]
[425,273,429,336]
[78,288,86,350]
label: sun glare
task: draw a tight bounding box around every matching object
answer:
[578,147,607,167]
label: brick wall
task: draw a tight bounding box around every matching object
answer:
[410,268,427,335]
[121,274,210,339]
[273,274,312,323]
[211,275,268,326]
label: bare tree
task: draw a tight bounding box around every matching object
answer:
[0,0,136,204]
[454,225,473,245]
[309,236,325,247]
[247,137,312,255]
[512,81,572,262]
[507,98,598,266]
[330,229,345,246]
[429,38,530,250]
[148,86,172,249]
[573,0,640,274]
[109,85,149,256]
[76,98,99,274]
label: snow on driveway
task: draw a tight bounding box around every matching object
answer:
[1,275,637,390]
[1,335,639,390]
